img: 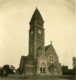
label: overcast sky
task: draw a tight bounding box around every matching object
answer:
[0,0,75,69]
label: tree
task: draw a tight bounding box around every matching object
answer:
[62,65,68,75]
[0,64,15,77]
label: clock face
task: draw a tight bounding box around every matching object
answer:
[38,30,42,34]
[48,54,55,63]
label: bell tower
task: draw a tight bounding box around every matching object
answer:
[29,8,45,59]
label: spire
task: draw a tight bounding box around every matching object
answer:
[29,8,44,25]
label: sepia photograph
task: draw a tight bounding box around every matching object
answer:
[0,0,75,80]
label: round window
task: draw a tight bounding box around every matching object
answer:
[48,54,55,63]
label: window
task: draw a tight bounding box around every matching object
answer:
[40,68,42,73]
[43,68,45,73]
[40,68,46,73]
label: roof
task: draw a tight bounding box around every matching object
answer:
[45,44,50,52]
[45,43,56,52]
[37,46,43,50]
[20,55,35,65]
[30,8,44,24]
[0,67,2,69]
[45,43,58,58]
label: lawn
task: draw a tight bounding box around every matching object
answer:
[0,75,75,80]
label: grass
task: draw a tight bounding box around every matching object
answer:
[0,75,75,80]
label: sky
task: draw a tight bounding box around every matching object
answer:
[0,0,75,69]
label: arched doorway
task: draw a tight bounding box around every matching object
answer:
[40,63,46,74]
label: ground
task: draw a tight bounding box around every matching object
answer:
[0,75,75,80]
[0,78,70,80]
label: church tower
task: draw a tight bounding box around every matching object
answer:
[29,8,45,59]
[19,8,62,76]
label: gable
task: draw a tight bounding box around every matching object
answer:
[45,44,56,53]
[45,44,58,58]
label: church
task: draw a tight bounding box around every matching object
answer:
[19,8,62,76]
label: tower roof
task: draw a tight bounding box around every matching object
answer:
[30,8,44,24]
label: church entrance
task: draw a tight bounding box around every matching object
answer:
[40,63,46,74]
[40,67,46,73]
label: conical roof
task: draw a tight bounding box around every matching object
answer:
[30,8,44,24]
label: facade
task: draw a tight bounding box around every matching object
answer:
[19,8,62,76]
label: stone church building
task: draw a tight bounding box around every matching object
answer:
[19,8,62,76]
